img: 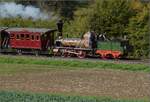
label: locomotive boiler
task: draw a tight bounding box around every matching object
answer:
[55,31,97,48]
[53,31,97,58]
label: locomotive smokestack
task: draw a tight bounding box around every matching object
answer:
[57,19,63,37]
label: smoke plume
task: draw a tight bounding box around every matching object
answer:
[0,2,50,20]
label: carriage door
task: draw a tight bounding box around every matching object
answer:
[45,32,54,49]
[0,30,10,49]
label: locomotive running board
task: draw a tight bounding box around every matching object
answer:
[55,47,92,51]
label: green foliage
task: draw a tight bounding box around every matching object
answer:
[65,0,130,36]
[67,0,133,37]
[0,91,148,102]
[57,0,79,21]
[0,55,149,74]
[54,0,89,22]
[125,1,149,58]
[89,0,133,37]
[0,18,57,28]
[63,7,91,37]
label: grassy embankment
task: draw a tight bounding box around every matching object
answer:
[0,55,149,74]
[0,91,149,102]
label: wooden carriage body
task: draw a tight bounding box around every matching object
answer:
[0,28,56,51]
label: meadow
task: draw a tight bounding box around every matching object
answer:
[0,91,148,102]
[0,55,149,75]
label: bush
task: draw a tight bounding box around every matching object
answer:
[0,17,57,28]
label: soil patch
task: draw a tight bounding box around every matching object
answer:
[0,69,150,99]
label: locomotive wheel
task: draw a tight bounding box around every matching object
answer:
[118,54,122,59]
[106,54,114,59]
[67,53,73,57]
[77,51,86,58]
[61,52,68,57]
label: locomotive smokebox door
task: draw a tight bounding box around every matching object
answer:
[57,19,63,37]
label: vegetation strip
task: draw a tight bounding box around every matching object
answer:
[0,56,149,72]
[0,91,148,102]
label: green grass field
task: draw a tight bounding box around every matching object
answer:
[0,55,149,102]
[0,91,148,102]
[0,55,149,74]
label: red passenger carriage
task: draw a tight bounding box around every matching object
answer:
[0,28,56,55]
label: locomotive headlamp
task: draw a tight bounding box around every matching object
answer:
[57,19,63,37]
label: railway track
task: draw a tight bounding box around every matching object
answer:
[53,56,150,65]
[0,52,149,65]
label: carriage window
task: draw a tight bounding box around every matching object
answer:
[31,35,34,40]
[26,34,30,40]
[21,34,24,40]
[10,34,15,39]
[36,36,39,40]
[16,34,20,39]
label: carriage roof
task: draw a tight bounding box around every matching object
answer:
[0,27,57,35]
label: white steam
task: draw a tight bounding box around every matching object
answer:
[0,2,50,20]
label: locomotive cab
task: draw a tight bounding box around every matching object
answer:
[96,34,131,59]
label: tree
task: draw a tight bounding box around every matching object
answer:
[63,7,91,37]
[126,0,149,58]
[55,0,89,21]
[89,0,133,37]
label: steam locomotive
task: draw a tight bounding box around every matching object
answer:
[0,21,130,59]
